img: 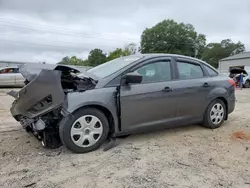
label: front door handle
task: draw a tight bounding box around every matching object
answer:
[162,87,173,92]
[203,83,209,87]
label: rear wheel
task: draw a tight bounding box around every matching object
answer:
[203,99,226,129]
[59,108,109,153]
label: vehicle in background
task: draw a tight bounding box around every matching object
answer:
[229,68,250,88]
[0,66,25,87]
[8,54,236,153]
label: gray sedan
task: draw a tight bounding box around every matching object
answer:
[9,54,236,153]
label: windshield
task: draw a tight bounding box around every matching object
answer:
[87,56,142,78]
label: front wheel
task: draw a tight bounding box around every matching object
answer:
[202,99,226,129]
[59,108,109,153]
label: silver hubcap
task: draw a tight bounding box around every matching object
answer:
[70,115,103,148]
[210,103,224,125]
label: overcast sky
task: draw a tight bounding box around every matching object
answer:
[0,0,249,64]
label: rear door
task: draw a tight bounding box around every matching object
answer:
[173,58,214,121]
[120,57,178,132]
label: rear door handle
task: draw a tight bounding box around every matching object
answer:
[203,83,209,87]
[162,87,173,92]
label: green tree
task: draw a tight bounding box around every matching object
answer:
[202,39,245,68]
[81,59,90,66]
[107,43,137,61]
[58,56,70,65]
[124,43,137,55]
[140,19,206,58]
[58,56,89,66]
[70,56,78,65]
[88,49,107,66]
[107,48,124,61]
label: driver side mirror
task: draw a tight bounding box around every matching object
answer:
[123,72,142,84]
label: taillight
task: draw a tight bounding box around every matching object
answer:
[228,79,235,87]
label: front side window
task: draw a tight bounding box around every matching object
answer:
[177,62,204,79]
[133,61,172,84]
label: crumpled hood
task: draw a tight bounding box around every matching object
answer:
[9,64,98,119]
[18,64,98,82]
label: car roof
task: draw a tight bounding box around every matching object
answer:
[141,53,203,61]
[138,53,214,68]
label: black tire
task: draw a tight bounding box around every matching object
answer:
[59,108,109,153]
[202,99,226,129]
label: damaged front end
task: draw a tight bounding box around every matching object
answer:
[8,65,97,149]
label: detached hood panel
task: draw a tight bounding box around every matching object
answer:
[10,69,65,118]
[10,64,98,119]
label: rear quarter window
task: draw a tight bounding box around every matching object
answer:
[204,65,218,77]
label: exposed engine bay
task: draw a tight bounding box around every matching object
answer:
[8,65,97,149]
[54,65,96,92]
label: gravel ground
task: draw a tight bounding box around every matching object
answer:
[0,89,249,188]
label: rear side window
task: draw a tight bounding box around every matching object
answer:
[177,62,204,80]
[204,65,218,77]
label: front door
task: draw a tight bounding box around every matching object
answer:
[120,58,178,132]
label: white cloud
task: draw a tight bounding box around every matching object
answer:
[0,0,249,63]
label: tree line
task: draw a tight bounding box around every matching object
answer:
[58,19,245,68]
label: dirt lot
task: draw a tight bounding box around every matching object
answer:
[0,89,249,188]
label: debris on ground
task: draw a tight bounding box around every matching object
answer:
[45,151,61,157]
[232,131,250,141]
[24,182,36,187]
[176,161,191,167]
[2,151,6,157]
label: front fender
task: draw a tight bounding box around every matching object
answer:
[62,87,119,133]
